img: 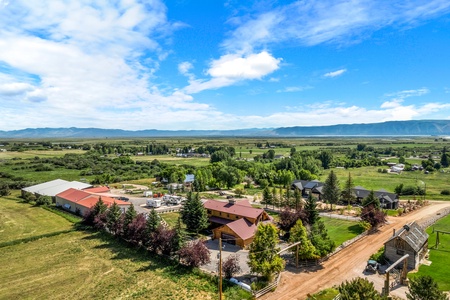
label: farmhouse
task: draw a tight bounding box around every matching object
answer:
[384,222,428,270]
[203,199,273,248]
[55,188,130,216]
[21,179,92,201]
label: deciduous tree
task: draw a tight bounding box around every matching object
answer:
[178,239,211,268]
[338,277,382,300]
[221,254,242,279]
[248,223,285,281]
[289,220,318,260]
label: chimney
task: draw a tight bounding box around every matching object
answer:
[393,228,396,236]
[228,199,236,204]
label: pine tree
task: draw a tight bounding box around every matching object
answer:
[172,217,185,255]
[248,223,285,281]
[310,219,335,257]
[342,172,355,206]
[180,192,208,234]
[322,170,340,210]
[106,201,122,236]
[305,193,319,226]
[289,220,318,260]
[123,203,137,237]
[440,147,449,168]
[362,190,380,209]
[146,208,160,233]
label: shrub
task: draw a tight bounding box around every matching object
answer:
[221,254,242,279]
[178,239,211,268]
[35,195,51,206]
[441,190,450,195]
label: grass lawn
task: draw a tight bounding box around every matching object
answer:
[161,212,181,228]
[321,166,450,200]
[409,214,450,291]
[0,197,251,300]
[321,217,365,246]
[307,288,339,300]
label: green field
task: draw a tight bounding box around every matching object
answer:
[321,217,365,246]
[409,214,450,291]
[0,197,250,300]
[321,166,450,200]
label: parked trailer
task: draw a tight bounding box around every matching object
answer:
[146,199,162,208]
[143,190,153,197]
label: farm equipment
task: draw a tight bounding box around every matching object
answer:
[365,260,380,272]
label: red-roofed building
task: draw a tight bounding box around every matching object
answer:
[204,199,272,248]
[83,186,110,193]
[55,188,130,216]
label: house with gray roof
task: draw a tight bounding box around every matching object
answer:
[384,222,428,270]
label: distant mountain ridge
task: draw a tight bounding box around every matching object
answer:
[0,120,450,138]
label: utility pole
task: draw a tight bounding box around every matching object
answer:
[219,238,223,300]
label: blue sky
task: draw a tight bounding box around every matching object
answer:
[1,0,450,130]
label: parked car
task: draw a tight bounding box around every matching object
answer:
[117,196,129,201]
[365,259,380,272]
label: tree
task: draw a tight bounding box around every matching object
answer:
[263,186,272,208]
[127,213,147,247]
[318,151,333,169]
[35,195,51,206]
[289,220,318,260]
[342,173,355,206]
[310,219,335,257]
[0,182,10,197]
[106,201,123,236]
[362,190,380,209]
[360,204,386,229]
[305,193,319,226]
[178,239,211,268]
[83,197,108,226]
[248,223,285,281]
[146,208,160,233]
[278,207,306,234]
[180,192,208,234]
[338,277,382,300]
[221,254,242,279]
[406,275,448,300]
[172,217,185,255]
[441,147,449,168]
[294,188,302,210]
[123,203,137,237]
[153,225,177,255]
[322,171,340,210]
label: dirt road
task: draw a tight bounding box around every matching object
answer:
[263,201,450,300]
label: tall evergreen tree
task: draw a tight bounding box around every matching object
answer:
[263,186,272,208]
[305,193,319,226]
[146,208,160,233]
[248,223,285,281]
[322,170,340,210]
[289,220,318,260]
[310,219,335,257]
[441,147,449,168]
[180,192,208,234]
[106,201,123,236]
[342,172,355,206]
[123,204,137,237]
[362,190,380,209]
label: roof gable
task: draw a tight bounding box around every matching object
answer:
[225,218,257,240]
[204,200,263,219]
[386,222,428,252]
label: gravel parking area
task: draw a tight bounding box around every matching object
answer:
[201,237,251,276]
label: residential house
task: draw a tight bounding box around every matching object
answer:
[352,186,399,209]
[203,199,273,248]
[384,222,428,270]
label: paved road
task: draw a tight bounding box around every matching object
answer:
[262,201,450,300]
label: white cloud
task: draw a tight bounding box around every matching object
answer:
[0,82,34,96]
[184,51,281,94]
[324,69,347,78]
[277,86,312,93]
[178,61,193,75]
[223,1,450,52]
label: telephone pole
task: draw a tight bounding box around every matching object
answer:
[219,238,223,300]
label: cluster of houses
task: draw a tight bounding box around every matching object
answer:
[292,179,400,209]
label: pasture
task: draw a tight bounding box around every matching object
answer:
[409,214,450,291]
[0,197,250,300]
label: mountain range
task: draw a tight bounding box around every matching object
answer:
[1,120,450,138]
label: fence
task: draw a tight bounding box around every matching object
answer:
[418,207,450,229]
[252,272,282,298]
